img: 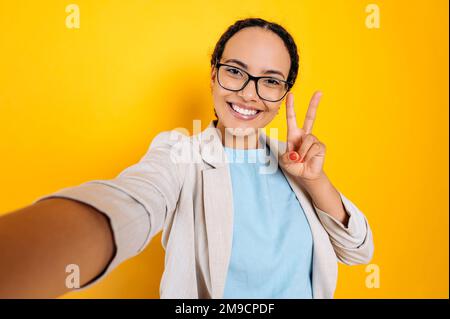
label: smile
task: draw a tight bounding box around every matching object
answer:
[227,102,262,120]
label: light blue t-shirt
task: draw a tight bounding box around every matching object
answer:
[222,146,313,299]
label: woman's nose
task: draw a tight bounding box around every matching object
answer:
[237,79,258,101]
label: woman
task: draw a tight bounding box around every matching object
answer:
[0,18,373,299]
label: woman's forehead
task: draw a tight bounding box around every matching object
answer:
[222,27,291,78]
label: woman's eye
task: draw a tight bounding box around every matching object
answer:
[226,67,242,76]
[265,78,281,86]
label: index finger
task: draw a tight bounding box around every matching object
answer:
[285,92,298,132]
[303,91,322,134]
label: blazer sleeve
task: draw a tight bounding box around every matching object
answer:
[32,130,184,291]
[313,192,374,266]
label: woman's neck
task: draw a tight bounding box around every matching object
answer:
[216,120,263,149]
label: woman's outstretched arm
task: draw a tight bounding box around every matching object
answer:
[0,130,185,298]
[0,198,115,298]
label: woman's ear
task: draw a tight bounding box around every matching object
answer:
[210,66,216,91]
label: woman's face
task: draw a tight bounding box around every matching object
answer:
[210,27,291,135]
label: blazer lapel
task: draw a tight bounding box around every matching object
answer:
[200,121,234,299]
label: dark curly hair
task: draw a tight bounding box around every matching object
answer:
[211,17,300,119]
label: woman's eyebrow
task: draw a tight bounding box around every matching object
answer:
[224,58,286,79]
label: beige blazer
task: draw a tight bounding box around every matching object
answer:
[34,120,374,299]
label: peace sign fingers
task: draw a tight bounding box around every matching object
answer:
[281,90,326,182]
[285,92,303,151]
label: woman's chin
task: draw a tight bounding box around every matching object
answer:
[223,123,259,136]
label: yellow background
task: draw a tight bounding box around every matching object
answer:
[0,0,448,298]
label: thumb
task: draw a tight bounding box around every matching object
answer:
[281,150,301,165]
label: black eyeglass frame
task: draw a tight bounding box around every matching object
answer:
[215,62,293,102]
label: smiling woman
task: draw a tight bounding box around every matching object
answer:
[0,17,373,299]
[210,18,299,148]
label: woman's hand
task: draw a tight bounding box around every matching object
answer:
[280,91,326,182]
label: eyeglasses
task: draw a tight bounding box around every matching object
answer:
[215,62,292,102]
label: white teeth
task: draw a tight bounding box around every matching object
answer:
[231,103,258,116]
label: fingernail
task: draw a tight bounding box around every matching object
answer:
[289,151,299,161]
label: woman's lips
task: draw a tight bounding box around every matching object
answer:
[226,102,262,121]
